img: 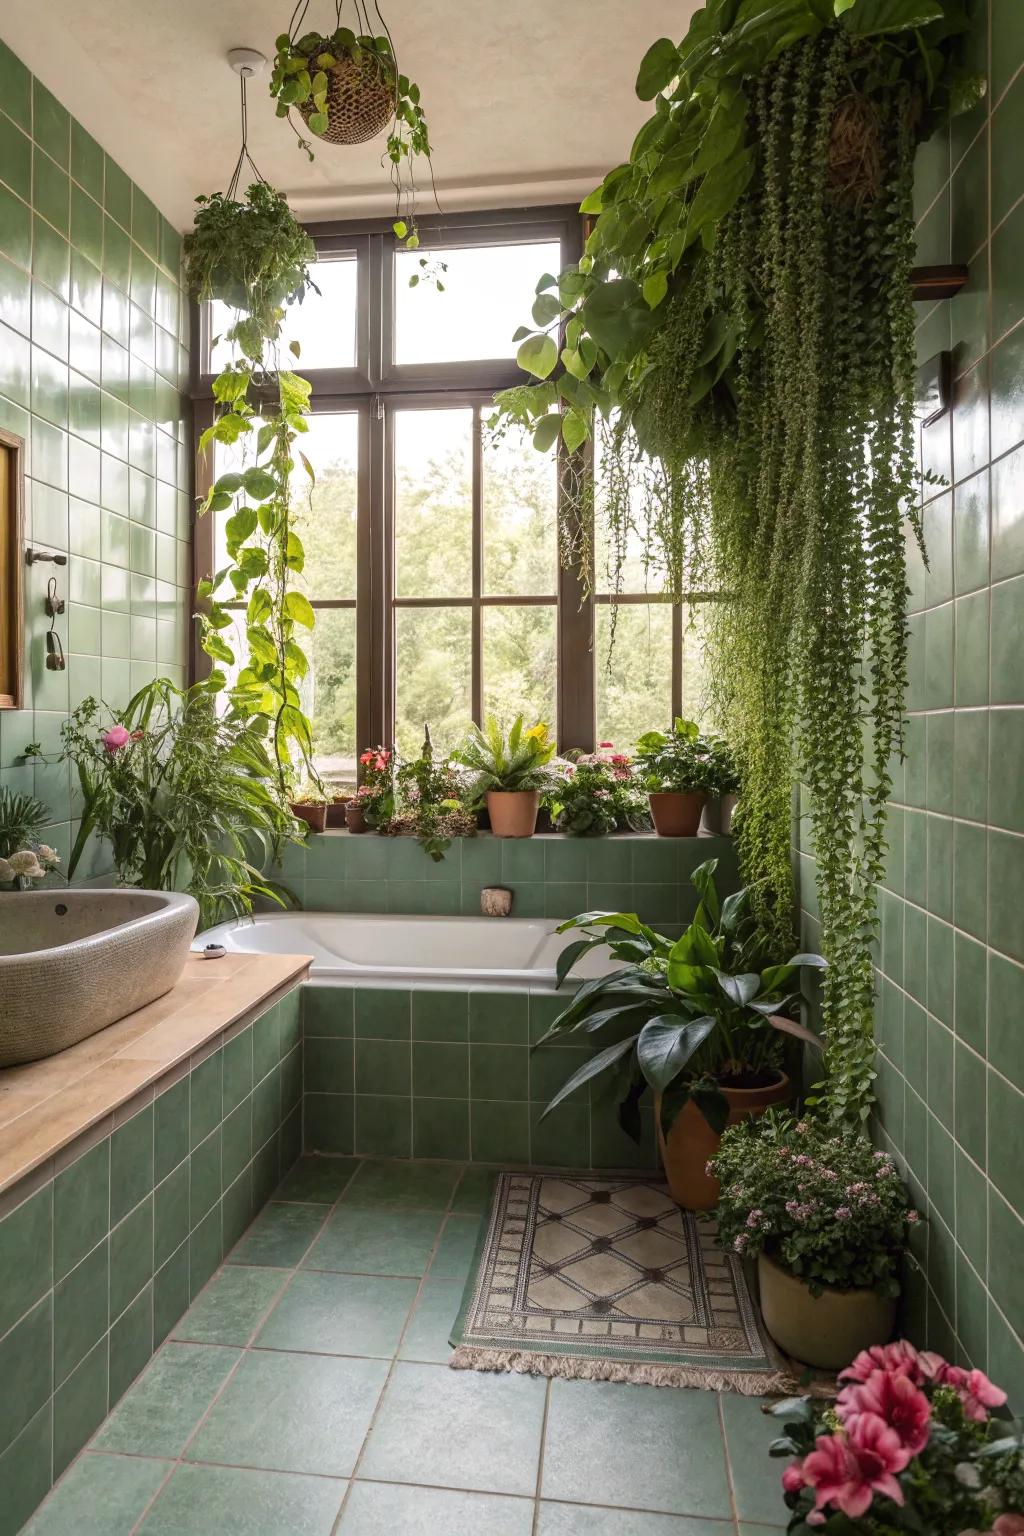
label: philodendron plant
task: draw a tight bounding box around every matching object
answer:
[537,859,825,1140]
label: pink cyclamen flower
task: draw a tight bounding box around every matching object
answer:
[798,1424,906,1520]
[102,724,131,753]
[837,1370,931,1456]
[839,1340,923,1385]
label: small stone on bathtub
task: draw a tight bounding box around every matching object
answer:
[481,886,513,917]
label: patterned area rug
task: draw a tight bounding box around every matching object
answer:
[450,1172,791,1393]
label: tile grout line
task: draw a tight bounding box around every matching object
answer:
[530,1377,553,1534]
[327,1163,467,1534]
[716,1393,744,1536]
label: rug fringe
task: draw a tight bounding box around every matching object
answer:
[448,1345,796,1396]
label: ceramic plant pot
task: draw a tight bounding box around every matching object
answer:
[720,793,738,836]
[656,1072,792,1211]
[290,802,327,833]
[345,801,368,834]
[325,797,351,828]
[757,1253,898,1370]
[648,790,705,837]
[486,789,540,838]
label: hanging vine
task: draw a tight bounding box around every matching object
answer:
[493,0,983,1124]
[184,76,319,792]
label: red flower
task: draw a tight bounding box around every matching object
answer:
[837,1370,931,1456]
[796,1422,907,1521]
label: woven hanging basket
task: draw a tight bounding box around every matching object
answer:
[300,52,397,145]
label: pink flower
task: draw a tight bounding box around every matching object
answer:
[836,1206,852,1220]
[733,1234,748,1254]
[961,1519,1024,1536]
[599,740,613,748]
[781,1461,806,1493]
[798,1423,906,1520]
[102,725,131,753]
[837,1370,931,1456]
[839,1340,923,1385]
[907,1209,920,1222]
[939,1365,1008,1422]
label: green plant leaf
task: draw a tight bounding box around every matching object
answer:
[580,278,654,360]
[636,1015,717,1091]
[517,333,558,379]
[539,1035,640,1120]
[532,413,562,452]
[531,293,562,327]
[642,270,669,308]
[636,37,680,99]
[561,409,590,454]
[282,591,315,628]
[840,0,944,33]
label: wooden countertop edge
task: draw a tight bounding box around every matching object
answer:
[0,951,312,1202]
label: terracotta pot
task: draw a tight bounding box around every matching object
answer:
[345,802,368,834]
[325,797,351,829]
[656,1072,792,1211]
[648,790,705,837]
[290,802,327,833]
[486,789,540,838]
[757,1253,897,1370]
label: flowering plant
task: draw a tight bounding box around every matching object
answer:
[453,714,557,796]
[356,746,396,828]
[548,743,648,836]
[27,681,301,927]
[0,787,61,888]
[772,1340,1023,1533]
[375,727,474,862]
[712,1114,917,1297]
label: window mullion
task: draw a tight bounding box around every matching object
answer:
[671,602,683,721]
[471,403,483,725]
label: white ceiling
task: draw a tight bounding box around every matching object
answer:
[3,2,700,231]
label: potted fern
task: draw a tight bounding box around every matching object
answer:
[454,716,556,838]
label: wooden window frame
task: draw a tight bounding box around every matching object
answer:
[189,206,691,758]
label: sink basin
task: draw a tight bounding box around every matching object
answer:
[0,889,199,1066]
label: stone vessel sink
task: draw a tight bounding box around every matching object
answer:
[0,889,199,1066]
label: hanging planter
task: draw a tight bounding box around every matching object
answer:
[294,42,397,145]
[269,6,436,264]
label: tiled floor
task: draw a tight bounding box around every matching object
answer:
[23,1158,790,1535]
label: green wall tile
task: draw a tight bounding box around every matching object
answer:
[355,1095,411,1158]
[354,987,411,1039]
[108,1284,153,1403]
[356,1039,411,1097]
[410,989,467,1041]
[0,1185,52,1338]
[412,1098,471,1160]
[303,1093,354,1155]
[52,1335,108,1477]
[954,931,987,1053]
[32,79,69,167]
[0,1295,52,1456]
[54,1239,108,1385]
[306,1036,354,1094]
[110,1193,153,1322]
[0,114,31,202]
[412,1041,468,1099]
[988,1070,1024,1216]
[0,38,32,126]
[0,183,31,268]
[154,1161,190,1271]
[153,1076,188,1184]
[989,828,1024,960]
[110,1105,153,1225]
[53,1140,107,1281]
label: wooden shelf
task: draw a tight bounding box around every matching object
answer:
[910,264,969,301]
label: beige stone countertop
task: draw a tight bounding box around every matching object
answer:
[0,951,311,1199]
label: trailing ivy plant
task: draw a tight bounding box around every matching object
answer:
[184,182,319,792]
[493,0,983,1125]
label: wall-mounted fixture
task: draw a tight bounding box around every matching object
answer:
[916,350,953,428]
[0,426,25,710]
[25,547,68,565]
[44,575,66,671]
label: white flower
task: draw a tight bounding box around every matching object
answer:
[0,857,13,882]
[37,844,60,867]
[9,849,45,879]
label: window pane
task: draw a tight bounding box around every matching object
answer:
[394,241,562,364]
[394,408,472,597]
[482,605,556,729]
[208,256,357,373]
[307,607,357,779]
[680,606,711,724]
[482,423,557,596]
[595,604,672,750]
[394,607,472,758]
[291,413,358,601]
[593,423,670,594]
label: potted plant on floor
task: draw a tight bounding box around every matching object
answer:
[548,743,648,836]
[711,1114,918,1369]
[537,858,825,1209]
[454,715,556,838]
[635,718,715,837]
[772,1341,1020,1532]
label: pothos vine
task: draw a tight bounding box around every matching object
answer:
[184,181,319,793]
[493,0,983,1124]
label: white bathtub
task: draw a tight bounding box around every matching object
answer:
[195,911,617,988]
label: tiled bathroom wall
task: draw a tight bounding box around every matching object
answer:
[0,990,301,1535]
[273,831,739,924]
[0,37,191,881]
[799,0,1024,1390]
